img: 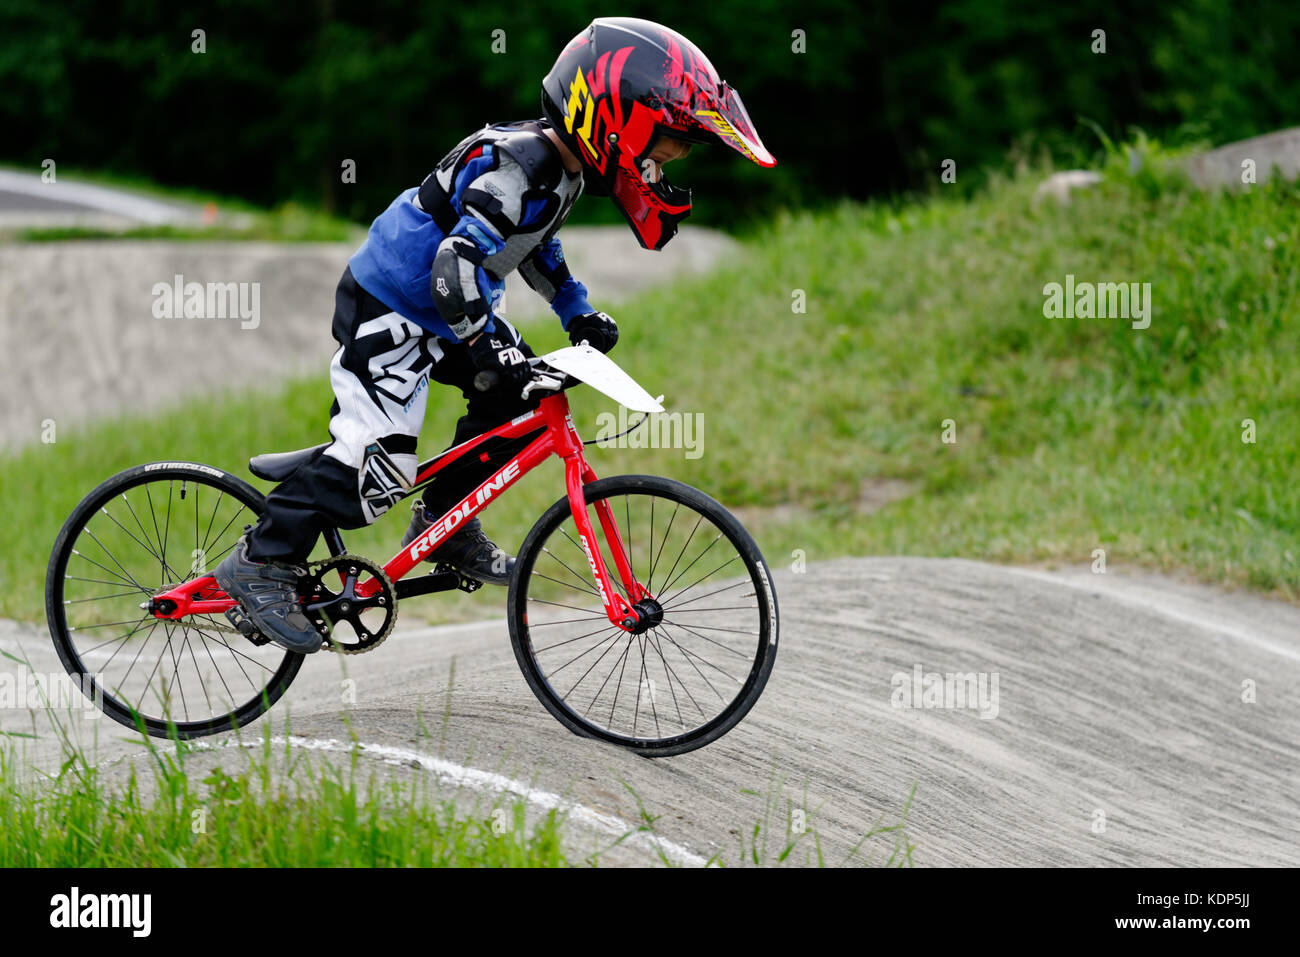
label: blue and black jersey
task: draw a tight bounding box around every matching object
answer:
[349,118,592,343]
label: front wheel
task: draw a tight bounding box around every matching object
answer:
[508,475,779,757]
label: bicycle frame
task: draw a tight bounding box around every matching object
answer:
[148,390,651,632]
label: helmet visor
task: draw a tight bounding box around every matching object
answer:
[693,82,775,168]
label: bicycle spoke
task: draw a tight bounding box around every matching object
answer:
[647,627,704,723]
[535,622,626,657]
[660,579,750,610]
[192,624,239,704]
[654,512,703,600]
[547,626,624,680]
[540,542,600,586]
[557,525,632,603]
[66,574,151,589]
[189,617,276,679]
[71,617,156,632]
[660,605,755,615]
[559,630,626,700]
[121,492,164,570]
[54,470,297,736]
[64,591,145,604]
[656,533,727,598]
[161,621,191,722]
[656,622,735,703]
[647,501,681,592]
[526,614,612,627]
[143,485,166,576]
[108,618,162,689]
[201,536,240,569]
[536,547,604,598]
[660,618,760,640]
[181,624,214,716]
[606,639,634,728]
[137,624,173,713]
[660,551,741,607]
[527,596,613,616]
[659,616,753,659]
[582,635,631,715]
[644,630,687,729]
[97,504,170,571]
[635,636,656,738]
[160,482,175,587]
[203,508,249,564]
[71,541,151,595]
[513,482,774,751]
[79,614,154,658]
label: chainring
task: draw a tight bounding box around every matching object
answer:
[300,554,397,655]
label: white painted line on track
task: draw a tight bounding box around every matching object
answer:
[196,735,708,868]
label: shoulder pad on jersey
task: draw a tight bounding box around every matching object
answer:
[436,127,487,174]
[492,128,565,190]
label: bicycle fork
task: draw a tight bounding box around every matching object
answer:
[562,453,649,633]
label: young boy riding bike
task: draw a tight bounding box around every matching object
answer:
[214,17,775,653]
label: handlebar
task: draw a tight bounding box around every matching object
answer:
[474,342,593,397]
[472,356,578,399]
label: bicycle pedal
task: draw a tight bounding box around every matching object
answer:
[225,605,271,646]
[434,563,483,593]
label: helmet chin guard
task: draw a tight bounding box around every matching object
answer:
[542,17,775,250]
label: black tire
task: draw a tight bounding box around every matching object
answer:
[508,475,779,757]
[45,462,305,738]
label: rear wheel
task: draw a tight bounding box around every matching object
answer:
[45,463,304,738]
[508,475,779,757]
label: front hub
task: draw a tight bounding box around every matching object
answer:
[625,596,664,635]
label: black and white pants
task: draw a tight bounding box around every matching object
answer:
[246,266,541,563]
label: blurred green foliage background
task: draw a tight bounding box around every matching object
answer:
[4,0,1297,228]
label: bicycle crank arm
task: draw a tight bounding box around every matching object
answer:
[394,567,479,598]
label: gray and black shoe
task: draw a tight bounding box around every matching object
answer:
[212,534,323,654]
[401,503,515,586]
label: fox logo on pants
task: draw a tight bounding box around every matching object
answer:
[358,442,413,522]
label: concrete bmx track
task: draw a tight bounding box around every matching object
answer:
[3,557,1298,867]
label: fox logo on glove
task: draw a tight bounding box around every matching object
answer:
[490,340,527,366]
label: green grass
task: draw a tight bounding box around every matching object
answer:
[0,734,571,867]
[16,211,360,243]
[3,143,1297,627]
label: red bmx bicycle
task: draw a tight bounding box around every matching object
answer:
[45,346,779,756]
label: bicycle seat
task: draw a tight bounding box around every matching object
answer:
[248,443,330,481]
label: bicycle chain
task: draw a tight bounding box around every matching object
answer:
[300,554,397,655]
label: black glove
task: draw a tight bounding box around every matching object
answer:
[567,311,619,353]
[467,332,530,389]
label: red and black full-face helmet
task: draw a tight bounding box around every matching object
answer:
[541,17,776,250]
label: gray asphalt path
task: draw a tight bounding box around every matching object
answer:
[0,188,97,213]
[6,557,1297,866]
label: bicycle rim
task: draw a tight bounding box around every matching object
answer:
[509,475,778,757]
[45,464,303,738]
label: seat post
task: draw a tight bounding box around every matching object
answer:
[322,527,346,557]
